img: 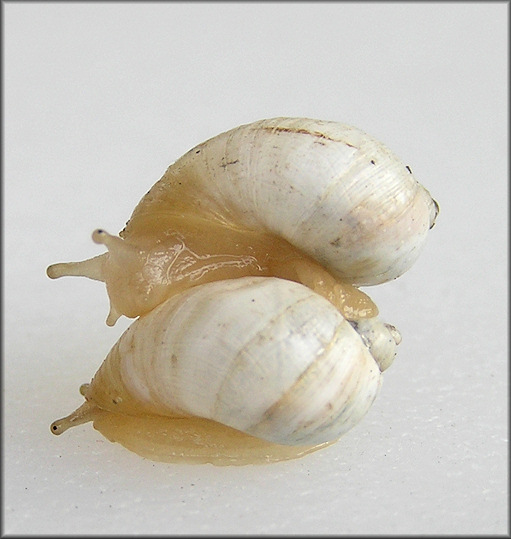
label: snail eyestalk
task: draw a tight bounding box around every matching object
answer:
[45,228,141,285]
[50,400,97,435]
[46,254,107,282]
[92,228,134,258]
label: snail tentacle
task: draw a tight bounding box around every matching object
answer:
[50,400,97,435]
[46,254,107,282]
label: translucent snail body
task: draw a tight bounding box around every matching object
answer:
[47,117,438,465]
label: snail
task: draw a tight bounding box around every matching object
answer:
[47,117,438,465]
[47,117,438,327]
[51,277,401,463]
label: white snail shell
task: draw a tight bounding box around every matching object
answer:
[154,117,437,285]
[51,277,399,446]
[47,118,438,462]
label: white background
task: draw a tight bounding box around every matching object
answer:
[4,2,508,535]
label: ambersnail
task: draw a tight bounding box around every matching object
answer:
[47,117,438,465]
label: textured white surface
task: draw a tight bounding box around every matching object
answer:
[4,2,508,535]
